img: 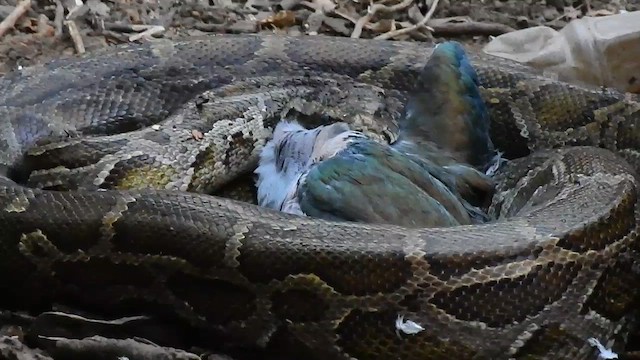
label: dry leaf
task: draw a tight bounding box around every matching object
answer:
[37,14,55,36]
[260,10,297,28]
[17,17,39,33]
[368,18,394,32]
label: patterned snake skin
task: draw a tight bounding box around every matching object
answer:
[0,34,639,360]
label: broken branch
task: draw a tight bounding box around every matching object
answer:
[431,20,515,37]
[0,0,32,38]
[375,0,439,40]
[351,0,413,38]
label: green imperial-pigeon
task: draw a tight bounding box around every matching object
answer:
[255,41,498,228]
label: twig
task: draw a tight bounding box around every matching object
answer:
[128,25,165,41]
[194,21,259,34]
[300,1,376,33]
[0,0,31,38]
[53,0,64,37]
[430,20,514,37]
[100,22,161,33]
[375,0,438,40]
[92,29,130,43]
[548,3,583,24]
[64,20,85,54]
[351,0,413,38]
[330,9,361,25]
[89,21,168,42]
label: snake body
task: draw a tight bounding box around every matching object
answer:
[0,34,639,359]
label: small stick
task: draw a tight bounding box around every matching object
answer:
[101,22,163,33]
[0,0,32,38]
[351,0,413,38]
[431,20,514,37]
[53,0,64,37]
[375,0,439,40]
[128,25,165,41]
[64,20,85,54]
[300,1,375,33]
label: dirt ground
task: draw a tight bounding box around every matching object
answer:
[0,0,639,359]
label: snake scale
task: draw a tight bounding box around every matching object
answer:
[0,34,639,360]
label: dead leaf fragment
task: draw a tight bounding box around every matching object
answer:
[260,10,297,28]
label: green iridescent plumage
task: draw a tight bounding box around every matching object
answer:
[298,139,479,227]
[395,41,495,170]
[255,41,497,228]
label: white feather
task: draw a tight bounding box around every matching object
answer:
[255,120,313,211]
[255,119,363,214]
[587,338,618,359]
[395,315,425,337]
